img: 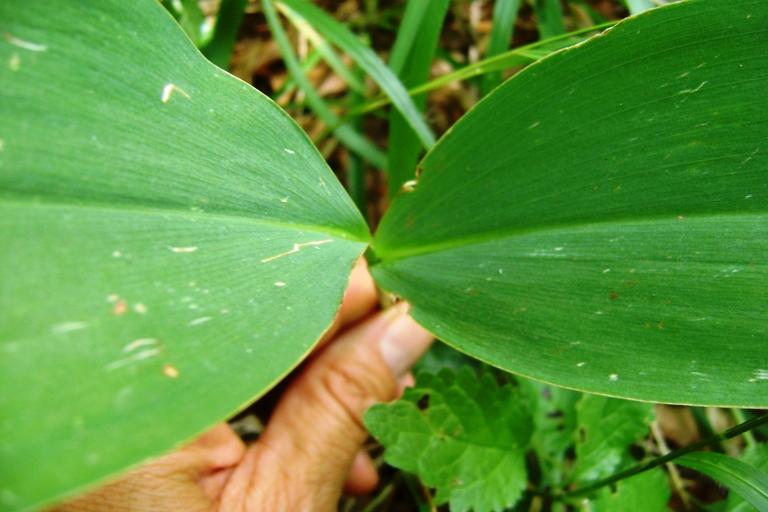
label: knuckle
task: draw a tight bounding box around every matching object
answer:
[317,356,395,431]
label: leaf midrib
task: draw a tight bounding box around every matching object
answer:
[0,197,372,243]
[373,211,768,264]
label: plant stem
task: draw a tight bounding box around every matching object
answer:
[732,408,757,449]
[651,420,691,510]
[530,411,768,500]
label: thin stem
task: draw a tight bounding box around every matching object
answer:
[732,408,757,449]
[651,420,691,510]
[529,411,768,500]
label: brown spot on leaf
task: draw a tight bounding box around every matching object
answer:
[112,300,128,315]
[163,364,179,379]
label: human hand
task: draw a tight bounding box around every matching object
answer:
[50,259,434,511]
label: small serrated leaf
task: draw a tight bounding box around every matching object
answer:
[586,468,671,512]
[517,378,582,485]
[574,395,655,483]
[364,368,534,512]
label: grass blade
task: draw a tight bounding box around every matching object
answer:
[387,0,431,76]
[279,5,367,95]
[263,0,387,169]
[623,0,658,14]
[201,0,248,69]
[533,0,565,39]
[349,22,615,117]
[677,452,768,511]
[275,0,436,150]
[387,0,449,199]
[178,0,205,46]
[481,0,521,96]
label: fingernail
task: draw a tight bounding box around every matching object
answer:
[379,303,434,381]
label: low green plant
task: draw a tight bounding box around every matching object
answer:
[2,0,768,510]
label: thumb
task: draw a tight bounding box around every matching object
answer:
[220,303,433,511]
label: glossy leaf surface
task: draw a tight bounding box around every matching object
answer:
[0,1,368,510]
[372,0,768,406]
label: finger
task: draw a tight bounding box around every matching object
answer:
[51,424,246,512]
[342,450,379,496]
[220,303,434,511]
[318,258,377,348]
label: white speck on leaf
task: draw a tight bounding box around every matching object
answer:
[123,338,158,353]
[161,83,190,103]
[51,322,88,334]
[284,148,295,154]
[261,239,333,262]
[8,53,20,71]
[554,247,563,251]
[280,197,288,203]
[609,374,618,381]
[134,303,147,314]
[603,269,611,273]
[275,282,286,287]
[528,122,540,129]
[106,348,161,371]
[169,246,198,253]
[678,81,707,95]
[3,32,47,51]
[188,316,212,326]
[112,251,121,258]
[319,177,331,196]
[753,370,768,381]
[577,362,586,367]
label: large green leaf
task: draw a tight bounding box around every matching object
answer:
[371,0,768,406]
[0,1,368,510]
